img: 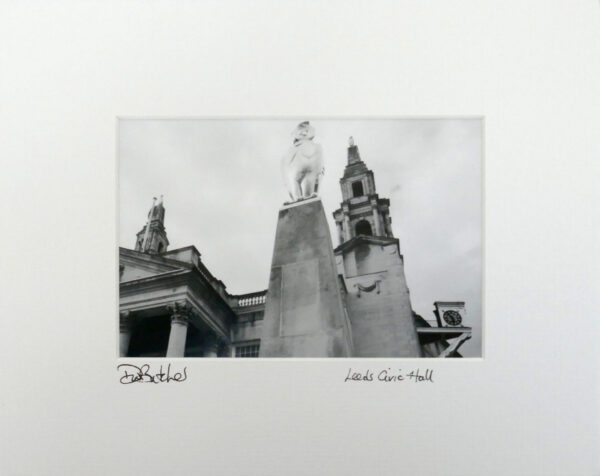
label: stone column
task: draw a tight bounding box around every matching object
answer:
[372,200,382,236]
[166,302,193,358]
[343,211,351,241]
[119,311,132,357]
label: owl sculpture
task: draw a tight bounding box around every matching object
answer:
[281,121,324,203]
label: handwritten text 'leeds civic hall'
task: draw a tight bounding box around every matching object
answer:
[344,368,434,383]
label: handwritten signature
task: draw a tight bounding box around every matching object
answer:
[117,363,188,384]
[344,368,434,383]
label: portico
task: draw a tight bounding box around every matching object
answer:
[119,246,234,357]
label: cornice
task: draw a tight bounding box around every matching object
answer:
[119,269,193,294]
[119,247,193,270]
[334,235,399,255]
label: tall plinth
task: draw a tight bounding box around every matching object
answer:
[259,197,353,357]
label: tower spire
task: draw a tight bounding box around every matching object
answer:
[347,136,363,165]
[141,197,157,251]
[135,196,169,254]
[333,138,394,245]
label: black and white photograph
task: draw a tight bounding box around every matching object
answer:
[3,1,598,475]
[119,118,482,358]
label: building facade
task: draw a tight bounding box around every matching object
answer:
[119,141,472,358]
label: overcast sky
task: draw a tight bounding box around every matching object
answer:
[119,119,482,357]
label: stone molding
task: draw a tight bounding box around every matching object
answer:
[355,280,381,298]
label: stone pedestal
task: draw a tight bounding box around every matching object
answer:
[259,197,352,357]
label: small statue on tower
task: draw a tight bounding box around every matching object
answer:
[281,121,324,204]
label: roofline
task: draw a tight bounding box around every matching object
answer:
[229,289,268,299]
[161,244,202,257]
[119,247,194,270]
[119,264,237,322]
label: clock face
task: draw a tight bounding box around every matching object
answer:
[443,310,462,326]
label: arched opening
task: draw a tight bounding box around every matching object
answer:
[157,242,164,253]
[355,220,372,236]
[352,181,364,197]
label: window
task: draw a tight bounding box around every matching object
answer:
[355,220,372,236]
[235,342,260,357]
[352,181,364,197]
[157,242,164,253]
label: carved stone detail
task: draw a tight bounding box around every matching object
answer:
[355,280,381,298]
[167,301,194,325]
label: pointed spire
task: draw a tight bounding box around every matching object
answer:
[151,194,165,220]
[347,137,362,165]
[135,196,169,254]
[343,136,368,179]
[141,197,157,249]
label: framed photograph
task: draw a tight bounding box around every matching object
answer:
[2,2,598,475]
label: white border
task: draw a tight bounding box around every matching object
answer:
[2,2,599,475]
